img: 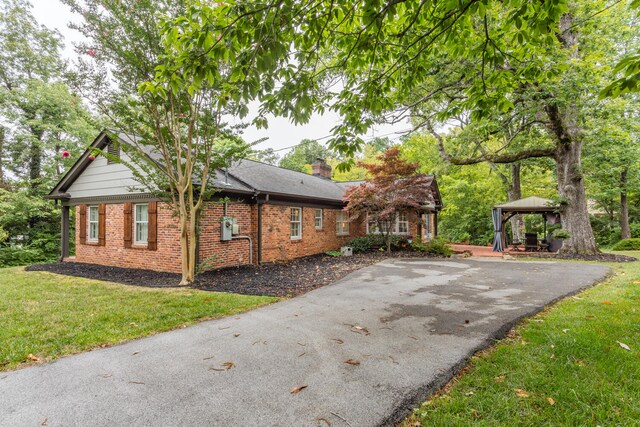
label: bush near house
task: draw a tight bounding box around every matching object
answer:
[347,235,410,253]
[411,237,454,257]
[611,238,640,251]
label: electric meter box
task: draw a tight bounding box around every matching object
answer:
[221,217,235,241]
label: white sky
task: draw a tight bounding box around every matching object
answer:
[30,0,410,154]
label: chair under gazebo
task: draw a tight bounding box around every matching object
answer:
[492,196,561,253]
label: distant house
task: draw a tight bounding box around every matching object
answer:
[47,131,442,273]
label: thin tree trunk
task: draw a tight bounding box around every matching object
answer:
[28,126,44,193]
[620,168,630,240]
[0,126,5,188]
[507,163,524,243]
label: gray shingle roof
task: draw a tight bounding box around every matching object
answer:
[224,159,354,201]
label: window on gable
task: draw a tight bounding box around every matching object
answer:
[107,142,120,164]
[290,207,302,240]
[134,203,149,244]
[88,205,99,241]
[336,210,349,235]
[314,209,323,229]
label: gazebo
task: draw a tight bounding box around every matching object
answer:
[492,196,560,252]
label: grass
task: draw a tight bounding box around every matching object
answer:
[404,251,640,426]
[0,267,276,371]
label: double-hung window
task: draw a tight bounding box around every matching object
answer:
[336,211,349,235]
[366,212,409,234]
[397,212,409,234]
[88,205,99,242]
[314,209,323,229]
[290,207,302,240]
[134,203,149,244]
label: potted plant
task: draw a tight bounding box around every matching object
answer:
[549,229,570,252]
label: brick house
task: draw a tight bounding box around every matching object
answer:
[47,131,442,273]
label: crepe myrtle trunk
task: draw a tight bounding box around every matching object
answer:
[620,168,631,240]
[177,188,200,286]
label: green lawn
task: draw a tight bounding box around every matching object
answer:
[0,267,275,371]
[405,251,640,426]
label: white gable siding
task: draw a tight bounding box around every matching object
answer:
[66,153,150,198]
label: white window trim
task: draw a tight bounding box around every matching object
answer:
[134,203,149,245]
[87,205,99,242]
[314,209,323,230]
[336,210,350,236]
[290,207,302,240]
[366,212,410,235]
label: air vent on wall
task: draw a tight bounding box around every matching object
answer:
[107,142,120,164]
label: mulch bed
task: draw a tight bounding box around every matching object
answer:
[26,252,436,297]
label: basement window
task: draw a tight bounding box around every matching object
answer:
[290,207,302,240]
[134,204,149,244]
[88,206,99,242]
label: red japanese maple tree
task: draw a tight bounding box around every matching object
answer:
[344,148,435,254]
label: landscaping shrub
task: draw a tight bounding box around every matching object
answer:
[611,238,640,251]
[346,235,410,253]
[411,237,453,257]
[0,246,54,267]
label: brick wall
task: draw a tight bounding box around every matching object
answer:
[198,201,255,271]
[74,201,255,273]
[72,200,430,273]
[74,202,182,273]
[260,204,365,263]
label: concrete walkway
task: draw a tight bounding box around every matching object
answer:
[0,259,609,427]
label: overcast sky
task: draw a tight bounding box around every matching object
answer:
[30,0,410,154]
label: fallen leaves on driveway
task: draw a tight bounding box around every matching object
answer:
[350,325,370,336]
[209,361,235,371]
[291,385,308,394]
[344,359,360,366]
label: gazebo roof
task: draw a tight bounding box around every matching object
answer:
[495,196,558,213]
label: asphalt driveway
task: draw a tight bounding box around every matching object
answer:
[0,259,609,426]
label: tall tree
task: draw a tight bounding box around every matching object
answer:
[278,139,332,173]
[345,148,434,254]
[64,0,293,283]
[397,1,638,254]
[584,98,640,241]
[0,0,94,193]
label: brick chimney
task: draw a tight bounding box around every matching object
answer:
[311,158,332,179]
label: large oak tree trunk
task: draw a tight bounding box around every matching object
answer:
[553,133,597,254]
[620,168,630,240]
[547,13,597,255]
